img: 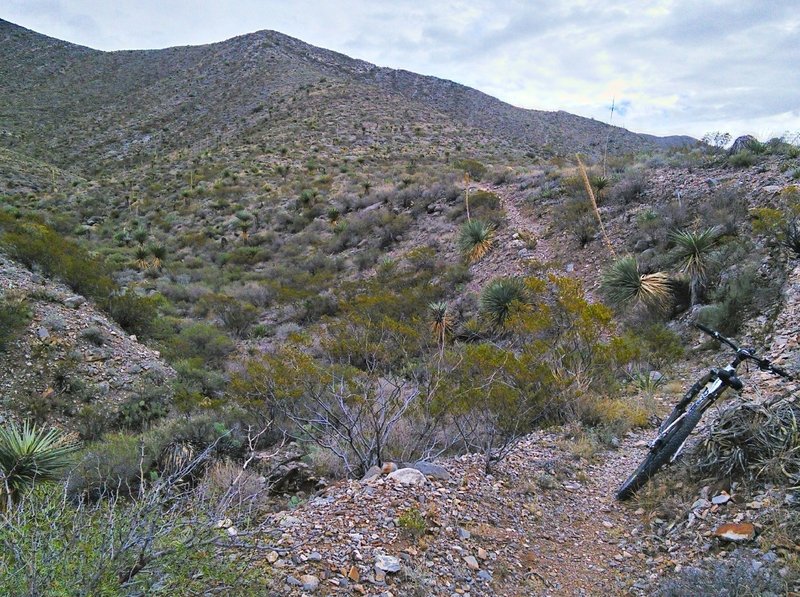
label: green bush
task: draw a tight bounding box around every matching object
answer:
[454,158,487,181]
[0,295,31,351]
[1,221,114,300]
[67,433,154,499]
[105,289,159,339]
[1,479,270,594]
[729,150,756,168]
[167,323,234,366]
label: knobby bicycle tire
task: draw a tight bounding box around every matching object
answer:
[616,406,704,500]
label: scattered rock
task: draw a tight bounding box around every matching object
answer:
[729,135,757,154]
[464,555,480,571]
[362,465,382,481]
[63,296,85,309]
[374,555,401,574]
[413,461,451,481]
[300,574,319,592]
[713,522,756,542]
[387,468,427,485]
[712,493,731,505]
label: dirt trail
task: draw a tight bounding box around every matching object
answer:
[467,180,602,301]
[492,429,658,596]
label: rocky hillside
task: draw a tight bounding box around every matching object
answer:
[1,18,798,597]
[0,19,691,174]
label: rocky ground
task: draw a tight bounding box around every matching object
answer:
[0,254,174,425]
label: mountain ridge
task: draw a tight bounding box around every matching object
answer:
[0,18,693,174]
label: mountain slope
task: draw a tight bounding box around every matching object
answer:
[0,20,692,174]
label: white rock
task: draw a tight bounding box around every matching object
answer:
[387,468,428,485]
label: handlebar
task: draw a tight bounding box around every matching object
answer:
[694,323,795,381]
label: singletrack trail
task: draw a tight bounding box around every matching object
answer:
[467,180,603,302]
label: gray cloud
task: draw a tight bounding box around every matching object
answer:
[2,0,798,138]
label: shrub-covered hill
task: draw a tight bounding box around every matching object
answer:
[1,17,800,596]
[0,18,690,174]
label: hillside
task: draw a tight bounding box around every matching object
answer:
[0,18,798,597]
[0,19,691,174]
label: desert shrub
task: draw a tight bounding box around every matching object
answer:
[67,433,154,499]
[609,169,647,204]
[2,472,269,594]
[0,295,31,351]
[172,359,229,402]
[74,404,113,441]
[454,158,487,181]
[698,264,781,335]
[1,221,114,300]
[166,322,234,366]
[699,187,748,235]
[751,207,786,236]
[297,291,339,324]
[629,323,684,370]
[116,385,170,432]
[398,508,428,539]
[656,548,787,597]
[729,150,756,168]
[104,289,159,338]
[197,293,258,339]
[79,325,107,346]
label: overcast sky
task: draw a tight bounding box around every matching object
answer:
[4,0,799,140]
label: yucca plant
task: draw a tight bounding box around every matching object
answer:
[480,277,526,328]
[670,226,720,306]
[458,219,495,263]
[0,421,79,510]
[601,255,671,310]
[134,246,150,270]
[149,244,167,269]
[428,301,453,353]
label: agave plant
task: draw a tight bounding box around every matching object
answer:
[480,277,526,328]
[670,226,720,306]
[0,421,79,510]
[601,255,671,310]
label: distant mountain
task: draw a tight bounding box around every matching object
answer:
[0,20,693,174]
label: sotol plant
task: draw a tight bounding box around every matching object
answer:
[0,421,79,510]
[480,277,526,328]
[458,219,495,263]
[601,255,671,310]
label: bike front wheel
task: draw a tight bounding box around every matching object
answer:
[616,406,704,501]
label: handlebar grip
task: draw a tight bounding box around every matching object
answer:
[769,364,794,380]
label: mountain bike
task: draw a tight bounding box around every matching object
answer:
[616,323,795,501]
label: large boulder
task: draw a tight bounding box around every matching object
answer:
[387,467,428,485]
[729,135,757,154]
